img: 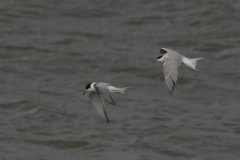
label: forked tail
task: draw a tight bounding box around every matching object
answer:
[182,57,203,71]
[119,86,132,95]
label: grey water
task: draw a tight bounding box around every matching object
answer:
[0,0,240,159]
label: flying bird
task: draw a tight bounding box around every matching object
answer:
[152,48,203,94]
[83,82,132,123]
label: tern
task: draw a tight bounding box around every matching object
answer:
[152,48,203,94]
[83,82,132,123]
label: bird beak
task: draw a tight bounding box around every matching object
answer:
[152,59,157,63]
[83,91,87,95]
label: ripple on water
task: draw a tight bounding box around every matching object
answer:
[25,139,90,149]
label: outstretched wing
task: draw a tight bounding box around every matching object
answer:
[163,56,181,94]
[89,92,109,123]
[94,82,116,105]
[164,66,178,94]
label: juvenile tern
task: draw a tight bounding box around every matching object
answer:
[152,48,203,94]
[83,82,132,123]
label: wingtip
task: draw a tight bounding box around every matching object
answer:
[108,101,117,106]
[166,84,174,95]
[109,101,117,106]
[165,81,175,95]
[112,101,117,106]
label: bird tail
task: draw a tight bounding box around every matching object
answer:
[182,57,203,71]
[119,86,132,95]
[111,86,132,95]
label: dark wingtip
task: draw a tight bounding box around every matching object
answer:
[110,101,117,106]
[166,85,174,95]
[107,119,110,123]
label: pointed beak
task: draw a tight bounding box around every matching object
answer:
[152,59,157,63]
[83,91,87,95]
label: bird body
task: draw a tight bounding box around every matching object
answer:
[83,82,131,123]
[153,48,203,94]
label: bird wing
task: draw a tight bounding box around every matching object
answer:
[94,82,116,105]
[89,92,109,123]
[163,54,182,94]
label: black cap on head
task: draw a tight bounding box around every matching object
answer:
[160,48,168,54]
[85,83,92,90]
